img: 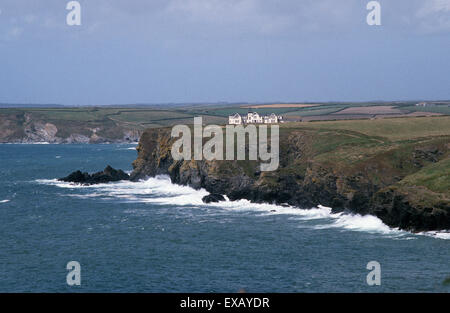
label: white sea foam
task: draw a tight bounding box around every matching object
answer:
[211,199,332,219]
[36,179,88,189]
[216,201,402,235]
[311,206,401,235]
[36,176,208,205]
[117,147,137,151]
[36,175,449,239]
[418,231,450,240]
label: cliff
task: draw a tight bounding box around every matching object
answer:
[0,110,142,143]
[130,118,450,232]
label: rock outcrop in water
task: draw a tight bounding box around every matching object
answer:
[202,193,226,203]
[130,124,450,232]
[60,165,130,185]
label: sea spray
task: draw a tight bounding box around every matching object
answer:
[36,176,449,239]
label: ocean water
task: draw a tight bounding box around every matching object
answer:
[0,144,449,292]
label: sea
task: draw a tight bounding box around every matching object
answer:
[0,144,449,292]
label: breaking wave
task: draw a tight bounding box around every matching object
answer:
[117,147,137,151]
[36,175,449,239]
[419,231,450,240]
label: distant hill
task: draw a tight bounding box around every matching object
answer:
[0,103,65,108]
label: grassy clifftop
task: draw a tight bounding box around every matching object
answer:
[279,117,450,231]
[132,116,450,232]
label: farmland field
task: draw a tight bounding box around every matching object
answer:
[333,106,404,115]
[281,116,450,141]
[241,104,319,109]
[1,101,449,143]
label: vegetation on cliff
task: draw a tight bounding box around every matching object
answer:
[131,116,450,232]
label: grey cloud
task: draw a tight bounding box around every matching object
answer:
[416,0,450,33]
[1,0,450,41]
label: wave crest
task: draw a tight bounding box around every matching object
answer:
[36,175,449,239]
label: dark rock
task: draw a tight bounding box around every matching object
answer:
[371,187,450,232]
[60,170,90,183]
[59,165,130,185]
[202,193,226,203]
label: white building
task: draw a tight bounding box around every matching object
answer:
[228,113,243,125]
[263,113,282,124]
[415,102,434,107]
[228,112,283,125]
[245,112,263,124]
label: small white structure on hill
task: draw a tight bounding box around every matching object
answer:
[228,113,243,125]
[246,112,263,124]
[264,113,282,124]
[415,102,434,107]
[228,112,283,125]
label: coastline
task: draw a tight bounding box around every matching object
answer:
[129,120,450,233]
[35,174,450,240]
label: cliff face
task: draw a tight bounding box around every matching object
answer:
[0,111,142,143]
[131,125,450,232]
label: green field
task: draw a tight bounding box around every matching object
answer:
[1,100,448,127]
[402,105,450,115]
[275,116,450,216]
[281,116,450,140]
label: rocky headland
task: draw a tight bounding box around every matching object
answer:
[129,120,450,232]
[0,110,141,143]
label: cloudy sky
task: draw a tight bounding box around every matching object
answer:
[0,0,449,105]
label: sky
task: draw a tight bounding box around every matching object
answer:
[0,0,449,106]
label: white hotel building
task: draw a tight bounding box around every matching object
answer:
[228,112,283,125]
